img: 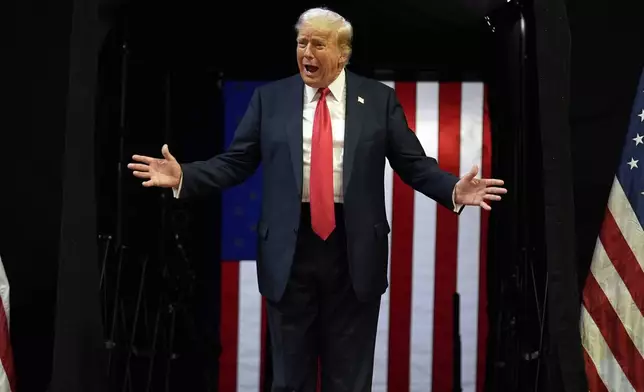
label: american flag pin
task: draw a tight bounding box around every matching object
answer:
[358,96,364,104]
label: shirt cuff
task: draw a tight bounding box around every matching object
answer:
[172,173,183,199]
[452,188,462,213]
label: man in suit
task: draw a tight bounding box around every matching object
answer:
[129,7,506,392]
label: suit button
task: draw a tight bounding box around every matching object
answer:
[293,228,298,234]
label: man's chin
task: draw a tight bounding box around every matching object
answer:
[300,72,323,87]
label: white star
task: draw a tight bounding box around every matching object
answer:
[634,133,644,146]
[639,109,644,122]
[627,157,639,169]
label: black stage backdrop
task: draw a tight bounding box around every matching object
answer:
[1,0,643,391]
[49,0,113,388]
[0,0,69,389]
[533,0,584,390]
[1,0,116,390]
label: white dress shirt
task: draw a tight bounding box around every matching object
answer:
[301,69,346,203]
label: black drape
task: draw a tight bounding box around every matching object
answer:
[49,0,114,388]
[0,0,70,388]
[532,0,586,390]
[1,0,115,390]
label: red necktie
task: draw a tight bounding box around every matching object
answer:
[310,88,335,240]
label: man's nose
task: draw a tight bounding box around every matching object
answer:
[304,44,313,58]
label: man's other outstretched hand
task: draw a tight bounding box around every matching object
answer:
[127,144,182,188]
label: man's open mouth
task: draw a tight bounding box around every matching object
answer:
[304,65,319,74]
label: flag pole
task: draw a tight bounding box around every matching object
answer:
[453,292,462,392]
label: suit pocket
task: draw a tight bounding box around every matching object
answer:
[257,221,269,240]
[374,221,391,238]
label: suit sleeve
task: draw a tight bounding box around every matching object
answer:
[177,88,262,199]
[385,88,463,213]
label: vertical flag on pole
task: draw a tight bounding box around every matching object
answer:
[0,256,15,392]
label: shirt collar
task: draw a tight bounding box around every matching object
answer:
[304,68,345,103]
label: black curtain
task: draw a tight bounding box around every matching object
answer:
[49,0,117,388]
[532,0,586,390]
[0,0,69,388]
[1,0,115,390]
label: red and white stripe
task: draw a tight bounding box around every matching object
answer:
[0,256,15,392]
[580,178,644,392]
[219,81,492,392]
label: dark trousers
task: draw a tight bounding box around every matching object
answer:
[266,204,381,392]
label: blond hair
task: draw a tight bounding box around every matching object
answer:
[295,7,353,64]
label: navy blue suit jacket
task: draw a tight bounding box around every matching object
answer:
[180,71,460,302]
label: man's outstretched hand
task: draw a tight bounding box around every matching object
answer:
[454,165,507,211]
[128,144,182,188]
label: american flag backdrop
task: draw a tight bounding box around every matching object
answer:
[580,68,644,392]
[217,79,492,392]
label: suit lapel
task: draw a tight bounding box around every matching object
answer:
[342,71,364,195]
[286,76,305,196]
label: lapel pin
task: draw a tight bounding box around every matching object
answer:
[358,96,364,104]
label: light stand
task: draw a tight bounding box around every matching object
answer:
[95,26,198,392]
[98,32,131,379]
